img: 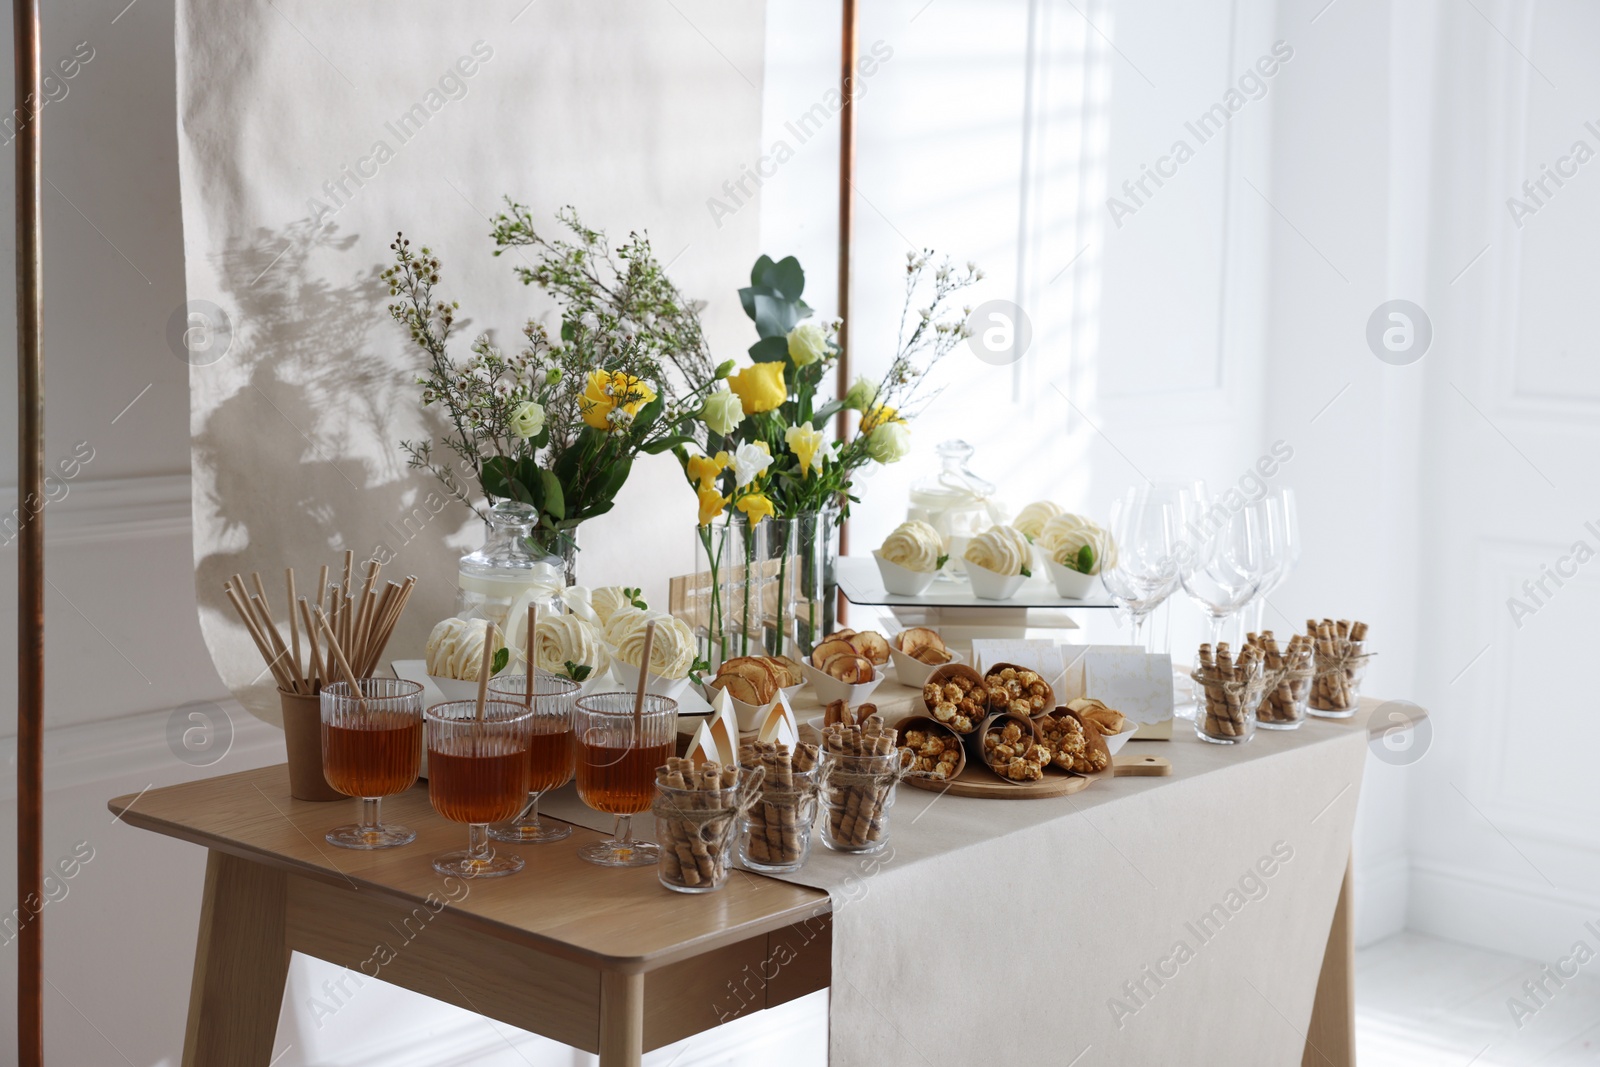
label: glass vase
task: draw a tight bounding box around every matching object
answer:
[760,517,796,658]
[693,517,737,669]
[789,504,840,659]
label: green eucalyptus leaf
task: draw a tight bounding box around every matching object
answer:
[749,254,775,289]
[758,256,805,301]
[752,292,801,339]
[748,335,790,363]
[539,470,565,520]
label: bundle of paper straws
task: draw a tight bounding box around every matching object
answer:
[221,550,416,695]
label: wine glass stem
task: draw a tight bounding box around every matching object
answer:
[360,797,382,834]
[1208,616,1227,648]
[468,823,491,862]
[522,791,543,831]
[1131,612,1147,650]
[614,814,634,848]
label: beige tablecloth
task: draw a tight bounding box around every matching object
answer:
[542,684,1372,1065]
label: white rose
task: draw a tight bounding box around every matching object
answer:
[731,441,773,488]
[508,400,546,439]
[866,421,911,464]
[700,388,745,436]
[843,375,878,412]
[787,322,828,367]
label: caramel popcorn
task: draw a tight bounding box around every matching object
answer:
[898,726,962,781]
[922,674,986,734]
[1038,712,1109,773]
[981,718,1048,781]
[984,666,1052,716]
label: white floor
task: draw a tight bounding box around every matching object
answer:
[1358,933,1600,1066]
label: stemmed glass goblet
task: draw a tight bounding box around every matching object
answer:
[426,700,533,878]
[320,678,424,849]
[573,692,678,867]
[487,672,581,844]
[1179,493,1265,647]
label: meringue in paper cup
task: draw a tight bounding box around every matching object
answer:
[873,550,938,597]
[611,659,693,704]
[798,660,885,707]
[964,559,1027,601]
[888,645,964,689]
[1044,557,1098,599]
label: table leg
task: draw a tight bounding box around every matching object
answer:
[182,850,290,1067]
[1302,856,1355,1067]
[598,970,645,1067]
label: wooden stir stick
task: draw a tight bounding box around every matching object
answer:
[632,619,657,739]
[314,606,367,713]
[475,622,497,722]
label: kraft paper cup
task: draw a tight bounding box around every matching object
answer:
[279,688,344,802]
[872,551,938,597]
[1044,557,1098,599]
[972,711,1045,785]
[891,714,968,782]
[964,559,1027,601]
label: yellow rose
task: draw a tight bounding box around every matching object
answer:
[861,403,900,432]
[697,485,730,526]
[580,370,657,432]
[785,423,825,477]
[686,453,725,491]
[736,492,776,525]
[727,361,787,415]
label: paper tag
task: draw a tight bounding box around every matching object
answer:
[1082,650,1174,726]
[707,688,741,760]
[970,639,1061,678]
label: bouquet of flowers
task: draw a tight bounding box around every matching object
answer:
[385,205,717,562]
[676,250,981,658]
[677,249,982,529]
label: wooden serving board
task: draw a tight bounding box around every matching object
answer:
[902,751,1172,799]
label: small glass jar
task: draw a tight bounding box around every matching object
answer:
[654,780,744,894]
[1308,655,1368,719]
[739,764,818,874]
[457,500,562,633]
[1193,671,1265,745]
[819,750,904,854]
[1256,667,1314,730]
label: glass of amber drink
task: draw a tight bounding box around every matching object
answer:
[486,673,581,844]
[320,679,424,850]
[573,692,678,867]
[426,700,534,878]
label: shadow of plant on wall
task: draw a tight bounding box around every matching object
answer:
[192,219,474,721]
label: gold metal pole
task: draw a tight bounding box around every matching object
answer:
[835,0,857,623]
[13,0,45,1059]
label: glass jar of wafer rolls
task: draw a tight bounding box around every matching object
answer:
[818,717,910,854]
[1307,618,1371,719]
[1192,641,1269,744]
[1244,630,1316,730]
[652,757,764,894]
[738,739,820,874]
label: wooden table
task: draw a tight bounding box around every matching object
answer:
[110,766,830,1067]
[111,702,1408,1066]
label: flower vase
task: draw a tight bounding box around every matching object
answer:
[760,517,796,658]
[789,504,840,659]
[693,518,737,669]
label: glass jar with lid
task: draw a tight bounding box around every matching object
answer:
[456,501,565,647]
[907,440,1006,578]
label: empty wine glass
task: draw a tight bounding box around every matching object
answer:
[1102,483,1199,648]
[1250,489,1299,632]
[1180,493,1265,647]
